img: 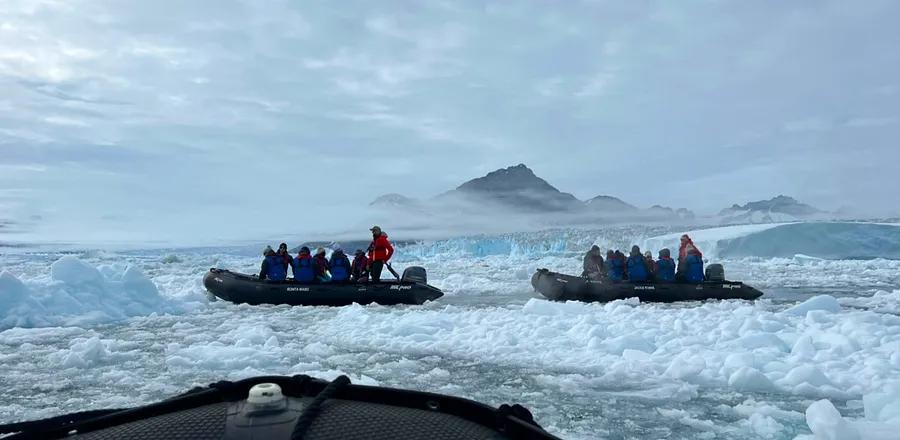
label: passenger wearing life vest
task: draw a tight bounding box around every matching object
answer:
[676,234,704,282]
[276,243,292,274]
[625,245,650,282]
[293,246,315,283]
[655,248,676,282]
[582,245,605,281]
[329,246,352,282]
[313,248,331,282]
[606,250,625,282]
[367,226,394,282]
[351,249,369,282]
[259,246,287,281]
[683,248,705,283]
[643,251,657,278]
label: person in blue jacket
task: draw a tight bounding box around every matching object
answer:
[683,247,705,283]
[655,248,676,282]
[606,250,625,282]
[625,245,650,282]
[259,246,287,281]
[329,246,352,282]
[293,246,316,283]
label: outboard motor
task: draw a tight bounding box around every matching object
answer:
[705,263,725,282]
[401,266,427,284]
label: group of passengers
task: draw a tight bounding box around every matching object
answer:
[582,234,705,283]
[259,226,394,283]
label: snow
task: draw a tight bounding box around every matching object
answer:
[1,227,899,439]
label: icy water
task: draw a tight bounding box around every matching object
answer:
[2,226,900,439]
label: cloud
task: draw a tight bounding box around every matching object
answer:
[1,0,899,242]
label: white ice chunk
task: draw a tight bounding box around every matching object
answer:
[805,399,859,440]
[728,367,778,393]
[783,295,841,316]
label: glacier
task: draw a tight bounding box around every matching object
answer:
[1,222,899,439]
[643,222,900,260]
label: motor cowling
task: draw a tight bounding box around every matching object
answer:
[401,266,427,284]
[705,263,725,282]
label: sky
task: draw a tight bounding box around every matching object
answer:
[1,0,899,241]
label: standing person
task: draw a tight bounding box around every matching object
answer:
[582,245,605,281]
[276,243,291,274]
[313,247,331,282]
[293,246,315,283]
[259,246,287,281]
[329,245,352,282]
[367,225,394,282]
[656,248,676,282]
[626,245,650,282]
[351,249,369,282]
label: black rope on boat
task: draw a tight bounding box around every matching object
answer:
[290,375,351,440]
[496,404,543,431]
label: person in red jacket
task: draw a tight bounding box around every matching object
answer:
[367,225,394,282]
[677,234,703,278]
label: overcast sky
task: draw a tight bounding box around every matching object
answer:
[1,0,899,241]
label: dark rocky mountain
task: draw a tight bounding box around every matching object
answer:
[370,164,694,221]
[436,164,583,212]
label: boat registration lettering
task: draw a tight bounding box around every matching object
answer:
[287,287,310,292]
[634,286,655,291]
[390,285,413,291]
[722,284,740,290]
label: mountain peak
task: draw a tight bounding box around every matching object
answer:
[719,195,820,219]
[456,164,554,193]
[585,195,638,212]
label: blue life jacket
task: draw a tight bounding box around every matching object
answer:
[293,256,315,283]
[330,254,351,282]
[686,255,704,283]
[656,258,676,281]
[626,255,649,281]
[607,257,625,281]
[265,255,287,281]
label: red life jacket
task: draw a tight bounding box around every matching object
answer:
[368,234,394,262]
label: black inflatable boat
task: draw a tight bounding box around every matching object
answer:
[531,269,764,303]
[203,267,443,306]
[0,374,561,440]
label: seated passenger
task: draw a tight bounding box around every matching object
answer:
[607,250,625,282]
[293,247,315,283]
[626,245,650,282]
[582,245,605,280]
[259,246,287,281]
[276,243,292,273]
[351,249,369,282]
[643,251,657,277]
[329,246,352,282]
[677,234,703,269]
[683,248,705,283]
[655,248,676,282]
[313,247,331,282]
